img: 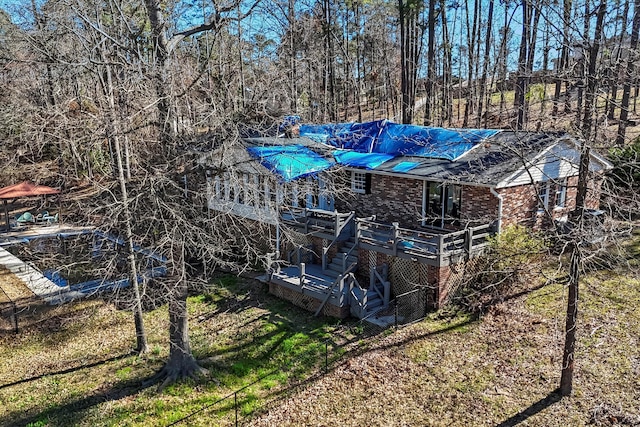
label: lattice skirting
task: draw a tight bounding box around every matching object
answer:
[388,257,430,296]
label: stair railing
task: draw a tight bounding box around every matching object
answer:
[370,264,390,310]
[314,272,357,317]
[347,274,367,318]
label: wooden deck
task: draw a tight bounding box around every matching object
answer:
[357,220,494,266]
[270,264,348,307]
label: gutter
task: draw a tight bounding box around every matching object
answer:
[343,166,496,189]
[489,187,503,233]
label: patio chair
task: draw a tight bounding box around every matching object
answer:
[42,212,59,224]
[16,211,35,224]
[35,211,48,224]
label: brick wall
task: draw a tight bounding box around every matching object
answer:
[336,174,424,227]
[498,175,584,230]
[586,174,604,210]
[460,185,499,224]
[334,171,604,231]
[336,175,503,228]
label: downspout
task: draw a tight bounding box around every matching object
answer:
[489,187,503,233]
[276,183,281,257]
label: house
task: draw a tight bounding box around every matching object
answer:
[202,119,612,320]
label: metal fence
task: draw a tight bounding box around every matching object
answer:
[393,286,430,326]
[166,287,434,426]
[0,295,41,334]
[0,301,18,333]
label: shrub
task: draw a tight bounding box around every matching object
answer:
[453,225,548,313]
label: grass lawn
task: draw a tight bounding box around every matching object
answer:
[0,275,350,426]
[1,235,639,426]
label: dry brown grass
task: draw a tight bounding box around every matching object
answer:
[251,268,640,427]
[0,250,638,426]
[0,266,36,301]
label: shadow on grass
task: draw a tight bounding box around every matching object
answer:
[230,316,478,424]
[495,390,562,427]
[370,315,476,353]
[0,371,158,427]
[0,350,136,390]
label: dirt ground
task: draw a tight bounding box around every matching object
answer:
[0,266,33,302]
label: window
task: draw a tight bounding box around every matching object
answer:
[422,182,461,227]
[555,179,567,208]
[538,181,550,210]
[445,185,461,218]
[351,171,368,194]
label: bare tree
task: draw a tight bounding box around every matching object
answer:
[398,0,423,124]
[617,0,640,145]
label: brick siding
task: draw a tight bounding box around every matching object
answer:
[460,185,499,224]
[336,174,424,227]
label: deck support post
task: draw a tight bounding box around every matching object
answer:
[299,263,305,287]
[392,222,399,256]
[465,228,473,258]
[383,280,390,308]
[322,247,328,271]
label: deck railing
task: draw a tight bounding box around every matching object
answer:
[280,207,355,239]
[356,219,494,265]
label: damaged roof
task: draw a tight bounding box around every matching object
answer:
[214,120,612,187]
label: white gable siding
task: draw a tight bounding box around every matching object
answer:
[496,140,605,188]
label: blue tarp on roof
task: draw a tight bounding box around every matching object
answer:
[333,150,395,170]
[300,120,385,151]
[279,115,301,132]
[247,145,334,182]
[391,161,420,173]
[299,123,354,144]
[332,120,385,151]
[372,123,499,160]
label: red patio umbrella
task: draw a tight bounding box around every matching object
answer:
[0,181,60,229]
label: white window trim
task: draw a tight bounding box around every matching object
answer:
[538,181,550,212]
[351,171,367,194]
[555,178,567,209]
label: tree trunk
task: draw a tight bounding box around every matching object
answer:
[498,1,510,117]
[323,0,337,122]
[560,244,580,395]
[99,21,148,354]
[582,0,607,141]
[607,0,629,120]
[575,1,592,127]
[142,0,207,382]
[424,0,437,126]
[152,272,207,390]
[477,0,494,127]
[355,1,363,123]
[399,0,422,124]
[515,0,530,129]
[617,0,640,145]
[552,0,573,118]
[441,0,452,125]
[463,0,479,127]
